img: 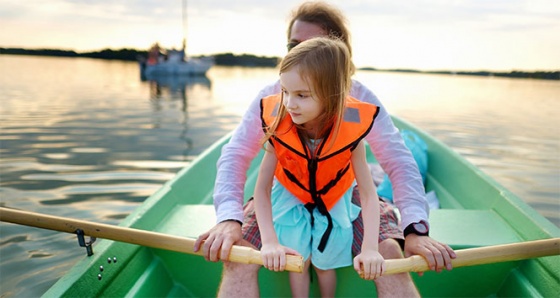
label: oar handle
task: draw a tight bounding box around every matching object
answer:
[0,207,304,273]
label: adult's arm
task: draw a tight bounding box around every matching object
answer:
[351,80,456,272]
[194,82,280,260]
[350,80,429,230]
[213,82,281,223]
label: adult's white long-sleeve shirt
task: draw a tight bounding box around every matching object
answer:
[213,79,429,230]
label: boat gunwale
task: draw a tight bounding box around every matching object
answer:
[43,118,559,297]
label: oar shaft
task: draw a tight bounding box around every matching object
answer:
[384,238,560,275]
[3,207,557,276]
[0,207,304,273]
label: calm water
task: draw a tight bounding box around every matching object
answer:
[0,55,559,297]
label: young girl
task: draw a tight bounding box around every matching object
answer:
[254,37,385,297]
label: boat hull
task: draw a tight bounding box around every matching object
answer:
[141,57,213,78]
[43,116,560,297]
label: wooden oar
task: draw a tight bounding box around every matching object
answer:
[0,207,304,273]
[381,237,559,276]
[2,207,558,277]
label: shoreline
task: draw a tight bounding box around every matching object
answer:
[0,47,279,68]
[1,47,558,80]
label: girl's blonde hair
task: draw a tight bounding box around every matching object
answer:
[264,37,352,156]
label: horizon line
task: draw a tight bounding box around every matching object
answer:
[1,46,559,74]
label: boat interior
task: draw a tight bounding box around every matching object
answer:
[45,118,559,297]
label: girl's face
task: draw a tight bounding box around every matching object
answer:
[280,66,323,132]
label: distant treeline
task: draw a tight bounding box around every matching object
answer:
[360,67,560,81]
[0,47,279,67]
[213,53,278,67]
[0,47,146,61]
[2,47,557,79]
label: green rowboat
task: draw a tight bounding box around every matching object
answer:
[42,116,559,297]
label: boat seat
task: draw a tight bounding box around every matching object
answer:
[154,204,217,238]
[156,205,522,250]
[429,209,521,249]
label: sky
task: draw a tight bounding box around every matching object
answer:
[1,0,559,71]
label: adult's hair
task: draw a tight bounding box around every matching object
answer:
[265,37,352,153]
[287,1,354,73]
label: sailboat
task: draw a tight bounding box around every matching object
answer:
[140,0,213,78]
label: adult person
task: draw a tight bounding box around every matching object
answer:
[194,2,456,297]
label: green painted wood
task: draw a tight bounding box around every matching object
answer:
[43,117,560,297]
[429,209,521,248]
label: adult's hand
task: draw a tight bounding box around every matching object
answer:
[194,220,243,262]
[404,235,456,275]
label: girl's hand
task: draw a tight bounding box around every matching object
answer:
[353,249,385,280]
[260,243,300,272]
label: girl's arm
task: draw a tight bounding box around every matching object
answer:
[253,144,293,271]
[254,145,278,245]
[351,140,385,280]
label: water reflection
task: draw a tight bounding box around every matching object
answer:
[145,74,212,159]
[148,75,212,107]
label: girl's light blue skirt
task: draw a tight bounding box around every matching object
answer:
[271,179,361,270]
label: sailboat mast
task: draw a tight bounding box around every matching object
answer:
[182,0,188,56]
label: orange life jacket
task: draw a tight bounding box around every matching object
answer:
[260,94,379,251]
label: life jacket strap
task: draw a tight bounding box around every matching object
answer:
[303,202,333,253]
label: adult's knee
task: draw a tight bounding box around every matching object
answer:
[219,262,261,298]
[223,260,261,277]
[379,238,404,259]
[222,239,261,276]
